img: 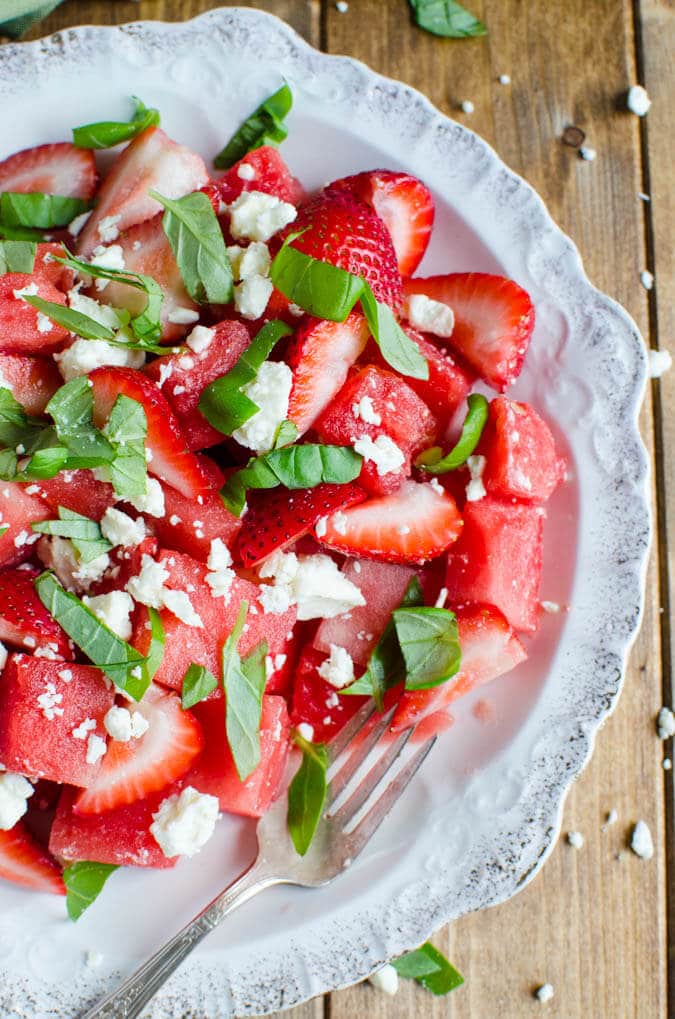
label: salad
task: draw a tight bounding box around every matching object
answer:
[0,89,565,915]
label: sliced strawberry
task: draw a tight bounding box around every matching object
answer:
[0,142,97,200]
[0,568,72,657]
[383,327,475,427]
[286,312,370,436]
[206,146,304,207]
[144,318,252,447]
[0,483,51,569]
[88,367,215,499]
[34,467,116,521]
[479,396,566,502]
[445,497,544,632]
[77,126,208,256]
[98,215,199,343]
[287,188,403,308]
[237,481,367,568]
[73,684,203,815]
[316,479,462,564]
[0,823,65,895]
[0,273,70,354]
[391,605,528,732]
[35,243,75,292]
[0,353,62,415]
[403,274,535,391]
[148,482,242,562]
[290,645,369,743]
[332,170,434,277]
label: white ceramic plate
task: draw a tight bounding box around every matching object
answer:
[0,8,650,1017]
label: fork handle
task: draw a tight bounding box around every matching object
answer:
[81,860,282,1019]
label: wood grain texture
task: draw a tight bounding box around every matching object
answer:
[7,1,673,1016]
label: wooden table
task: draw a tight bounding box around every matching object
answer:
[9,1,673,1016]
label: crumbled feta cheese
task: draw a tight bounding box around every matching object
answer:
[126,554,170,609]
[186,325,215,354]
[567,830,584,849]
[406,294,455,338]
[626,84,651,116]
[369,965,399,995]
[228,241,271,282]
[656,706,675,740]
[649,349,672,378]
[150,786,219,858]
[602,809,618,830]
[72,717,97,740]
[85,950,104,970]
[37,683,64,721]
[86,734,107,765]
[13,282,39,300]
[288,302,304,317]
[258,583,294,615]
[297,723,314,742]
[331,511,349,535]
[67,210,92,237]
[37,535,110,592]
[535,983,554,1003]
[0,642,7,672]
[83,591,135,641]
[89,244,125,290]
[232,360,293,453]
[36,312,53,334]
[315,516,328,538]
[259,551,365,621]
[162,589,203,628]
[318,644,355,689]
[234,274,274,320]
[352,395,381,426]
[0,772,33,830]
[127,477,165,518]
[465,454,487,502]
[630,820,654,859]
[228,190,297,243]
[56,337,144,381]
[498,73,511,85]
[640,269,654,290]
[429,476,444,495]
[104,705,149,743]
[237,162,256,181]
[100,507,146,549]
[579,146,597,161]
[353,434,405,476]
[97,215,121,243]
[167,306,200,325]
[178,355,194,371]
[435,587,448,608]
[541,600,561,614]
[461,100,475,114]
[206,538,235,602]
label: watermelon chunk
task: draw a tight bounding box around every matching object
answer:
[0,353,62,415]
[34,468,116,522]
[147,482,242,563]
[291,645,369,743]
[479,396,566,503]
[0,481,51,569]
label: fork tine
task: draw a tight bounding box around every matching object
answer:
[327,726,413,828]
[327,700,376,762]
[343,736,437,856]
[328,705,397,802]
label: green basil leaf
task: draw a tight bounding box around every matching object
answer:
[0,449,17,479]
[35,571,149,700]
[145,607,165,681]
[63,861,119,921]
[0,239,36,274]
[0,387,46,452]
[393,606,461,690]
[287,732,328,856]
[0,525,8,539]
[72,96,160,149]
[21,446,69,479]
[46,378,116,465]
[409,0,486,38]
[0,193,91,230]
[214,83,293,170]
[198,320,292,435]
[181,662,218,710]
[360,284,428,380]
[150,189,233,305]
[270,234,364,322]
[274,419,299,449]
[0,222,44,241]
[32,506,112,564]
[21,294,116,341]
[417,393,489,473]
[222,602,268,781]
[392,942,464,994]
[101,394,148,501]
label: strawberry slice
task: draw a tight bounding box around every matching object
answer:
[332,170,434,277]
[0,142,97,199]
[89,367,215,498]
[287,188,403,308]
[0,568,72,657]
[286,312,370,436]
[316,479,463,564]
[237,481,367,568]
[77,126,208,256]
[73,684,204,815]
[403,274,535,391]
[99,214,199,343]
[0,273,70,354]
[391,605,528,732]
[205,145,304,208]
[0,823,65,895]
[0,353,62,415]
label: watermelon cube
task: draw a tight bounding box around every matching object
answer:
[480,397,566,503]
[0,481,51,569]
[34,468,116,522]
[291,645,369,743]
[147,482,242,562]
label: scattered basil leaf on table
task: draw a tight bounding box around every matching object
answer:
[72,96,160,149]
[64,861,120,921]
[393,606,461,690]
[287,732,328,856]
[32,506,113,563]
[150,189,233,305]
[0,193,91,230]
[416,393,489,473]
[392,941,464,994]
[21,294,117,341]
[35,571,149,700]
[214,83,293,170]
[145,607,166,682]
[181,662,218,710]
[409,0,486,38]
[0,239,36,274]
[221,601,268,781]
[198,319,292,435]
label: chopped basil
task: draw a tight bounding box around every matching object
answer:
[392,941,464,994]
[220,443,363,517]
[32,506,112,563]
[181,662,218,710]
[35,571,149,700]
[198,320,292,435]
[145,607,165,681]
[287,732,328,856]
[0,239,36,274]
[0,387,46,453]
[0,222,44,241]
[409,0,486,38]
[392,607,461,690]
[101,394,148,501]
[0,192,91,230]
[221,602,268,781]
[214,83,292,170]
[274,419,299,449]
[0,525,8,539]
[150,189,233,305]
[416,393,488,473]
[63,861,119,921]
[46,378,116,468]
[72,96,160,149]
[20,446,69,479]
[360,285,428,379]
[21,294,117,341]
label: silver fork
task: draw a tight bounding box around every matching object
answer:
[81,701,436,1019]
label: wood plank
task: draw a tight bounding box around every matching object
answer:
[324,2,668,1016]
